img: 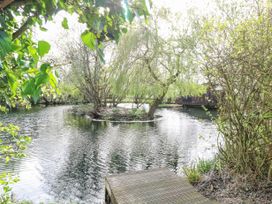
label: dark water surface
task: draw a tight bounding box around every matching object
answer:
[0,105,218,203]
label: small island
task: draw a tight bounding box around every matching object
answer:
[69,104,162,122]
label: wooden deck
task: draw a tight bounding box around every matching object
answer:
[105,168,219,204]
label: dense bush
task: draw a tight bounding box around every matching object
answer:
[201,8,272,180]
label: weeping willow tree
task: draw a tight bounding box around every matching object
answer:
[111,9,206,118]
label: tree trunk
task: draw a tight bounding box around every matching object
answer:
[93,96,102,114]
[148,97,163,119]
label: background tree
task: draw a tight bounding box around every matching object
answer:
[111,9,205,118]
[63,40,115,114]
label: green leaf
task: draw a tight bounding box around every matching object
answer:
[38,41,51,57]
[32,88,41,104]
[81,31,96,49]
[39,26,48,31]
[40,63,51,72]
[48,72,57,89]
[6,71,18,95]
[97,47,105,64]
[22,78,35,95]
[35,72,49,87]
[0,31,13,59]
[61,17,69,29]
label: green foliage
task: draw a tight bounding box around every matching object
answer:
[196,159,216,174]
[112,108,120,114]
[200,2,272,181]
[0,0,149,107]
[37,41,51,57]
[128,108,146,119]
[0,119,31,203]
[0,123,31,162]
[56,82,84,104]
[0,172,19,204]
[0,31,13,59]
[110,10,205,117]
[81,31,96,50]
[183,159,218,184]
[61,17,69,29]
[0,1,149,202]
[183,166,201,184]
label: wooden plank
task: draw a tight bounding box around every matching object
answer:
[105,168,219,204]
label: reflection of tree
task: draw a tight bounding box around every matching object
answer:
[115,121,183,171]
[181,107,217,121]
[64,113,108,132]
[166,146,179,172]
[52,118,107,202]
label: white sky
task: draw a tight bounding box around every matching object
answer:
[154,0,215,14]
[34,0,216,52]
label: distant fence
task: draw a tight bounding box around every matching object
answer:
[175,91,217,108]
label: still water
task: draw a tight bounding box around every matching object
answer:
[0,105,218,203]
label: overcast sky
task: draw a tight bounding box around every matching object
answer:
[33,0,227,63]
[34,0,215,43]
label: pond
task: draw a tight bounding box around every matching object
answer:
[0,105,218,203]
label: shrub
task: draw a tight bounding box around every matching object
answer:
[201,8,272,181]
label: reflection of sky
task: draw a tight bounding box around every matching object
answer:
[1,106,218,203]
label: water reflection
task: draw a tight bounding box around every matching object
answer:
[0,106,218,203]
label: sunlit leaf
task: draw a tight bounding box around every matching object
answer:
[62,17,69,29]
[6,71,18,95]
[81,31,96,49]
[38,41,51,57]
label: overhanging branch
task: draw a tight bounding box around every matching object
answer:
[12,15,33,40]
[0,0,14,10]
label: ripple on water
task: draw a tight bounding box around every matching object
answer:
[0,105,218,203]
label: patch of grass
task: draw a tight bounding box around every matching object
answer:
[183,166,201,184]
[183,158,218,184]
[128,108,146,119]
[196,159,215,174]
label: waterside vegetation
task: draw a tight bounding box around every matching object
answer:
[0,0,271,203]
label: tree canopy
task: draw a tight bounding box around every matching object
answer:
[0,0,149,107]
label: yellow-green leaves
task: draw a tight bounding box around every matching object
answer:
[61,17,69,29]
[22,63,57,103]
[81,31,96,49]
[38,40,51,57]
[6,71,18,96]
